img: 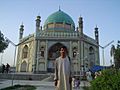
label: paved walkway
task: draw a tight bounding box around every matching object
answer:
[0,79,90,90]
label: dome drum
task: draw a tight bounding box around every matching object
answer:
[44,22,75,32]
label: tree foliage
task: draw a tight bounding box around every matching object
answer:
[114,47,120,68]
[90,68,120,90]
[110,41,120,68]
[0,31,9,53]
[114,44,120,61]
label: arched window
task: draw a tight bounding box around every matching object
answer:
[22,45,28,59]
[89,47,95,67]
[89,47,94,54]
[73,47,77,58]
[40,46,45,58]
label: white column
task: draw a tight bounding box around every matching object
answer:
[78,41,80,74]
[45,40,48,72]
[69,41,72,58]
[36,40,40,72]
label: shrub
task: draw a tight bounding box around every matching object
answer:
[90,68,120,90]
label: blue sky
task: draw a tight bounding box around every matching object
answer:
[0,0,120,66]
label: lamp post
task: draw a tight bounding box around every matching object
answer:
[99,40,114,66]
[5,37,17,86]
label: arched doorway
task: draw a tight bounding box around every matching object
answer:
[89,47,95,67]
[47,43,66,73]
[20,61,27,72]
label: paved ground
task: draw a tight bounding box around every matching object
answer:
[0,79,90,90]
[36,86,81,90]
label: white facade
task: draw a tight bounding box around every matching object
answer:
[16,10,100,75]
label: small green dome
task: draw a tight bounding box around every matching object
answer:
[44,10,75,27]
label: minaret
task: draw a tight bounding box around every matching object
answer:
[79,16,84,74]
[78,16,83,34]
[35,16,41,32]
[94,25,99,44]
[34,16,41,73]
[19,24,24,41]
[94,25,100,65]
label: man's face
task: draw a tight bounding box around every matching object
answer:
[60,48,66,57]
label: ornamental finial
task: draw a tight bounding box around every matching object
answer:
[59,5,61,11]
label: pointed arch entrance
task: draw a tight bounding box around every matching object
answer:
[47,43,66,72]
[20,61,27,72]
[89,47,95,67]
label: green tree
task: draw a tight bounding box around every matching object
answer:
[114,42,120,69]
[110,41,120,68]
[90,68,120,90]
[0,31,9,53]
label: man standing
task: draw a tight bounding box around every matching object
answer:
[54,46,73,90]
[6,63,10,73]
[2,64,5,73]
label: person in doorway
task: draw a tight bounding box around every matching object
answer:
[86,70,92,82]
[54,46,73,90]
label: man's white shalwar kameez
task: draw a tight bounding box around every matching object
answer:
[54,56,72,90]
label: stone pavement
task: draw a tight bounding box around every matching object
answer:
[0,79,90,90]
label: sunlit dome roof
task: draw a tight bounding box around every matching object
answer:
[44,10,75,29]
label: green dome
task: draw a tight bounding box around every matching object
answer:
[44,10,75,27]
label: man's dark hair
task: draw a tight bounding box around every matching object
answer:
[61,46,67,50]
[60,46,68,53]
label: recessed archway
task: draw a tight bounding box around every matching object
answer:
[47,43,67,72]
[89,47,95,67]
[20,61,27,72]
